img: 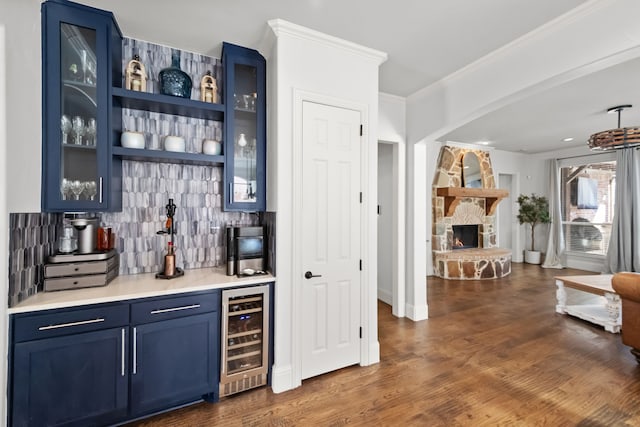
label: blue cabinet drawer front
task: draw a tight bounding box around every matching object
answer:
[13,304,129,343]
[131,291,220,324]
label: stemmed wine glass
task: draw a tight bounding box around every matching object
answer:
[60,115,71,145]
[60,178,70,200]
[84,181,97,200]
[69,180,84,200]
[85,118,97,146]
[72,116,84,145]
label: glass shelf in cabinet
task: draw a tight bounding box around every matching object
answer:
[62,79,97,89]
[62,143,97,150]
[234,107,256,114]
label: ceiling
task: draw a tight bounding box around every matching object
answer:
[78,0,640,154]
[440,56,640,153]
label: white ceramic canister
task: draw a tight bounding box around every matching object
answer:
[202,139,222,155]
[120,131,145,149]
[164,135,186,152]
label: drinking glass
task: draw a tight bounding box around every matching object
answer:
[86,118,97,146]
[60,115,71,145]
[84,180,97,200]
[70,180,84,200]
[72,116,84,145]
[60,178,70,200]
[242,94,251,109]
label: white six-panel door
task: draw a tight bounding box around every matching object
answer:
[300,101,362,380]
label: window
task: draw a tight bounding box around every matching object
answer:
[559,152,616,256]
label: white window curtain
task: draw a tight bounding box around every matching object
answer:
[604,148,640,273]
[542,158,564,269]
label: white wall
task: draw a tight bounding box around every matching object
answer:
[0,2,40,419]
[0,0,41,213]
[378,92,405,142]
[261,20,386,393]
[1,21,9,425]
[491,149,546,260]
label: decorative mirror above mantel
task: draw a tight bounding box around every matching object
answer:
[462,152,482,188]
[432,145,508,217]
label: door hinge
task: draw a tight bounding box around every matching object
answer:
[359,259,362,271]
[359,327,362,339]
[360,124,363,136]
[359,192,363,203]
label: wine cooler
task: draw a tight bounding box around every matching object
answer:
[220,284,270,397]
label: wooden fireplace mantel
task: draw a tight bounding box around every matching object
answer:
[436,187,509,216]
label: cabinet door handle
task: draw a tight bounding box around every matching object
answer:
[38,317,105,331]
[133,327,137,375]
[150,304,200,314]
[99,176,103,204]
[229,183,233,205]
[121,328,126,377]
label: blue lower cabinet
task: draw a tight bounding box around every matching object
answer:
[10,289,226,425]
[12,327,128,427]
[130,312,220,416]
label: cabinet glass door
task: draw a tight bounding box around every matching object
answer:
[59,22,100,204]
[231,63,259,205]
[42,1,117,212]
[223,43,266,211]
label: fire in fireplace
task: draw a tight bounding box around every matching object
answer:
[452,225,479,250]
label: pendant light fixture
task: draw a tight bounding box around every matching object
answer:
[588,104,640,150]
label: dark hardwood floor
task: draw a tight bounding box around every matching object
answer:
[129,263,640,426]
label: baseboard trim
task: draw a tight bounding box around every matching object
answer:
[270,364,296,393]
[377,288,392,305]
[365,339,380,365]
[406,302,428,321]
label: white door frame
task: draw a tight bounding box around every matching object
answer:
[291,89,375,386]
[377,140,405,318]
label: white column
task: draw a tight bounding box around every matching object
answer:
[405,139,428,321]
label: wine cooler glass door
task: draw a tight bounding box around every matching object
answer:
[220,285,270,396]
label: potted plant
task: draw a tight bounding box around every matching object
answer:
[516,193,551,264]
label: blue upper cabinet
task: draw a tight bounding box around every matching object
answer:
[222,43,267,212]
[41,0,122,212]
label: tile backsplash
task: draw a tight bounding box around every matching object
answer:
[8,213,62,307]
[101,161,260,275]
[7,38,271,307]
[8,161,261,306]
[121,38,223,153]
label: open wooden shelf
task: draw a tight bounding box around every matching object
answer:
[112,87,225,121]
[436,187,509,216]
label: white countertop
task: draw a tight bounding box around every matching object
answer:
[9,268,275,314]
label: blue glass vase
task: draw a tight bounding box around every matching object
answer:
[159,49,192,98]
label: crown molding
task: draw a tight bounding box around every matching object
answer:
[379,92,406,103]
[267,18,387,65]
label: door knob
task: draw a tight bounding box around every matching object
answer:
[305,271,322,279]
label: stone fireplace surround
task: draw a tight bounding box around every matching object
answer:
[432,145,511,280]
